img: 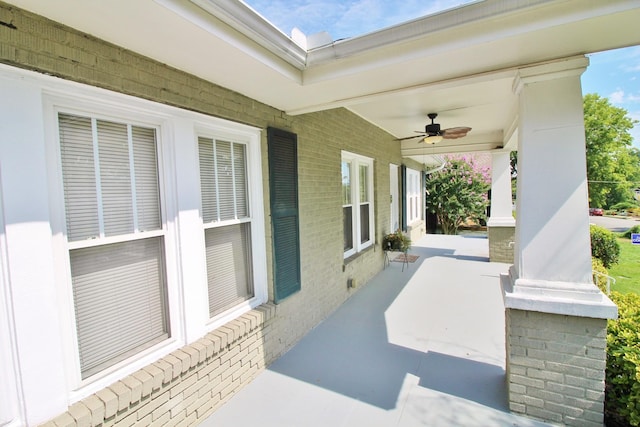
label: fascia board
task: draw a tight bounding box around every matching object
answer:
[305,0,554,67]
[187,0,307,69]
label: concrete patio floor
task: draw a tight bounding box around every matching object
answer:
[201,234,554,427]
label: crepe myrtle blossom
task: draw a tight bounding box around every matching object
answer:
[425,154,491,234]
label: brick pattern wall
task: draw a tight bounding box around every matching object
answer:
[280,108,402,343]
[488,226,514,263]
[506,309,607,426]
[0,2,286,129]
[40,305,276,427]
[1,3,404,426]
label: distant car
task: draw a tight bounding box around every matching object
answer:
[589,208,604,216]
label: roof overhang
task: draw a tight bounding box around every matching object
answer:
[5,0,640,160]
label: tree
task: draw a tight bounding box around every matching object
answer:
[510,150,518,203]
[584,94,640,209]
[425,155,490,234]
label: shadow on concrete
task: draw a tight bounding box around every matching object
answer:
[268,241,504,412]
[267,261,421,410]
[419,351,507,410]
[204,235,552,426]
[441,254,489,262]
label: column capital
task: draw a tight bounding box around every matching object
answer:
[513,55,589,95]
[487,217,515,227]
[502,268,617,319]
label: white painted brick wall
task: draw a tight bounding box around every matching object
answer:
[41,305,276,427]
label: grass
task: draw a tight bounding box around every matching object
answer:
[609,236,640,294]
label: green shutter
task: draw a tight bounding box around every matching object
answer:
[267,127,301,303]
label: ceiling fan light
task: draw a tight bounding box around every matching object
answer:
[423,135,443,144]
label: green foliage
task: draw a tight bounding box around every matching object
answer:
[611,201,639,212]
[592,257,609,294]
[603,237,640,425]
[591,224,621,268]
[510,151,518,178]
[382,229,411,252]
[510,151,518,205]
[593,257,608,276]
[424,155,490,235]
[584,94,640,209]
[609,236,640,295]
[606,291,640,426]
[622,225,640,239]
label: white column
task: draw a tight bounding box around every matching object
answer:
[504,56,616,318]
[488,151,515,227]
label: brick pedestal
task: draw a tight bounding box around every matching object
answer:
[506,309,607,426]
[488,225,514,263]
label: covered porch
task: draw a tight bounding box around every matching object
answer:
[0,2,635,425]
[203,234,553,427]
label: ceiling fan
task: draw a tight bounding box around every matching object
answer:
[396,113,472,144]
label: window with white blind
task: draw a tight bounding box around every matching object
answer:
[406,168,422,225]
[198,137,254,318]
[58,113,169,379]
[342,151,374,258]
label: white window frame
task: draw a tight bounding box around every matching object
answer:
[29,66,267,404]
[196,125,267,331]
[45,95,182,396]
[406,168,422,225]
[342,151,375,258]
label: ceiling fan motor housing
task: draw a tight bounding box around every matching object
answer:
[425,123,441,136]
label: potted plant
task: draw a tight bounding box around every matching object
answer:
[382,229,411,252]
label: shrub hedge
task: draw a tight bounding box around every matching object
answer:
[611,201,639,212]
[606,291,640,426]
[592,257,609,294]
[591,224,621,268]
[621,224,640,239]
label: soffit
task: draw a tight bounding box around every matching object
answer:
[5,0,640,158]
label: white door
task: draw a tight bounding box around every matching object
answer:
[390,164,399,232]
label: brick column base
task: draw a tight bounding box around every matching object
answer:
[506,309,607,426]
[488,225,514,263]
[406,220,425,245]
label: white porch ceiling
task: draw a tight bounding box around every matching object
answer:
[7,0,640,161]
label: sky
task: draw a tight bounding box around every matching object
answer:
[244,0,640,149]
[582,47,640,149]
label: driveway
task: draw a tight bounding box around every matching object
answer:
[589,215,639,233]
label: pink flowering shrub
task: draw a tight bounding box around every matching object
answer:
[425,154,491,234]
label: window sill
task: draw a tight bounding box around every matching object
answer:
[343,244,375,265]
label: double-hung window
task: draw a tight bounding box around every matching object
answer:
[406,168,422,225]
[342,151,374,258]
[57,113,169,380]
[198,137,254,318]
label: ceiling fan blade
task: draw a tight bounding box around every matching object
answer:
[442,126,471,135]
[395,134,426,141]
[441,126,471,139]
[442,133,467,139]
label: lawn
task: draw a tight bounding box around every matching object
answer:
[609,236,640,294]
